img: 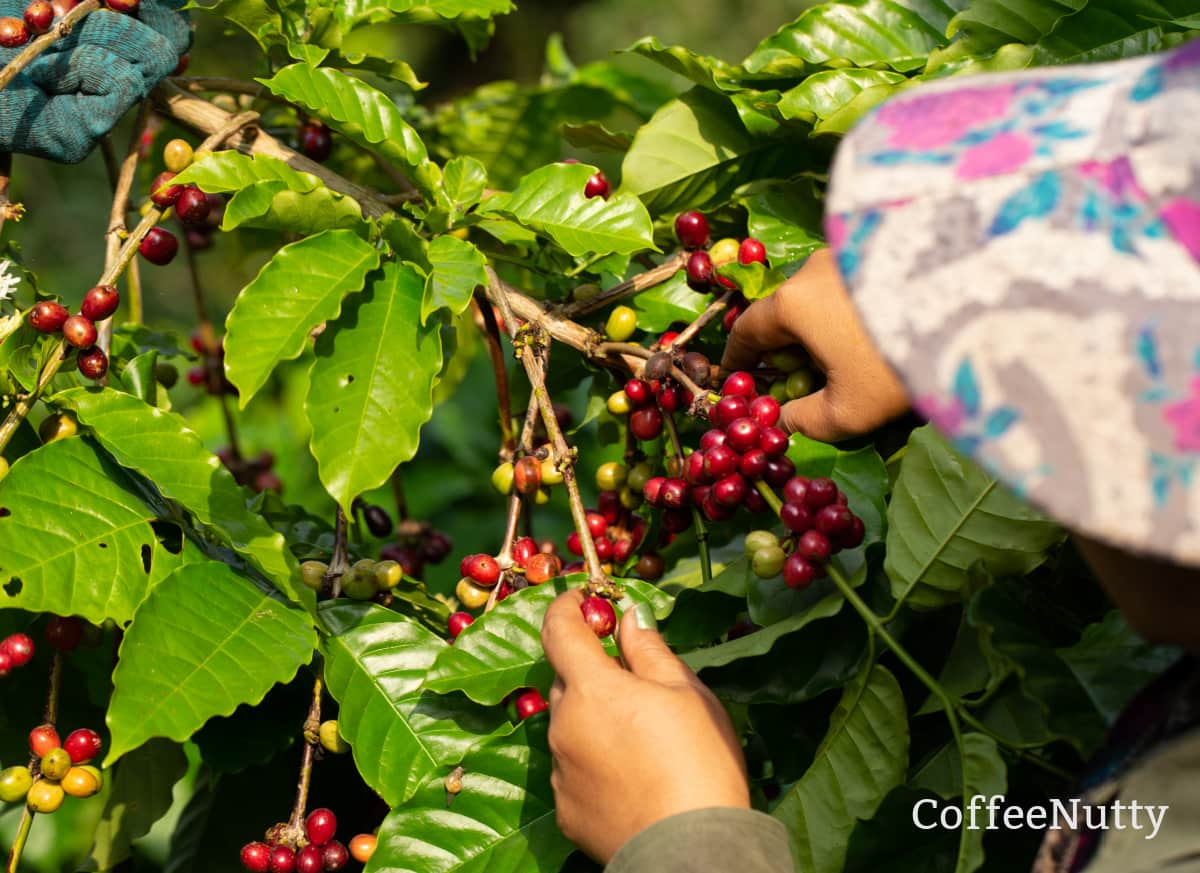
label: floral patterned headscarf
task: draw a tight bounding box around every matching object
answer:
[826,40,1200,567]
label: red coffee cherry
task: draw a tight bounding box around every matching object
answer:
[139,227,179,265]
[241,842,271,873]
[80,285,120,321]
[305,808,337,847]
[269,845,296,873]
[64,728,102,764]
[150,171,183,207]
[0,17,30,48]
[463,554,501,588]
[783,553,818,590]
[1,633,34,667]
[77,347,109,380]
[24,1,53,33]
[674,211,710,250]
[448,612,473,641]
[580,596,617,637]
[62,315,97,349]
[28,724,60,758]
[524,553,562,585]
[29,301,70,333]
[584,171,611,200]
[739,238,768,265]
[514,688,548,720]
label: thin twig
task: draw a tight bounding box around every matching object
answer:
[472,294,515,456]
[42,652,63,725]
[669,290,734,350]
[0,152,19,233]
[0,0,100,93]
[4,808,33,873]
[391,469,409,523]
[560,252,687,318]
[486,402,542,613]
[286,676,323,836]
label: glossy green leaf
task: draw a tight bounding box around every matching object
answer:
[744,0,958,76]
[1032,0,1191,64]
[441,156,488,218]
[320,602,511,807]
[659,540,751,598]
[683,592,844,670]
[621,87,821,214]
[257,63,436,194]
[623,36,740,91]
[367,718,572,873]
[743,181,826,264]
[773,665,909,873]
[0,438,159,625]
[306,261,442,514]
[778,69,907,123]
[423,235,488,323]
[715,261,788,300]
[885,427,1064,610]
[424,577,674,705]
[629,271,710,332]
[56,388,310,608]
[86,739,189,871]
[947,0,1086,52]
[561,121,633,152]
[106,562,317,763]
[224,231,380,406]
[338,0,514,27]
[483,164,655,257]
[169,151,320,194]
[221,182,369,235]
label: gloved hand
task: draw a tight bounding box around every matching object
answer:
[0,0,190,163]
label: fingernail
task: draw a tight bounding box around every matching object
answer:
[633,603,656,631]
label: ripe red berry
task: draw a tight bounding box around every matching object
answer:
[241,842,272,873]
[702,494,734,521]
[104,0,140,12]
[699,429,727,451]
[305,808,337,847]
[593,536,613,561]
[783,553,818,590]
[643,476,666,507]
[660,478,689,509]
[834,516,865,550]
[80,284,120,321]
[186,367,206,387]
[0,17,30,47]
[685,251,714,291]
[764,456,796,487]
[150,171,182,207]
[295,845,324,873]
[512,536,538,567]
[448,612,473,640]
[739,449,768,480]
[322,841,349,871]
[585,511,608,539]
[674,211,710,250]
[29,301,70,333]
[62,315,97,349]
[299,122,333,162]
[50,0,78,16]
[580,596,617,637]
[140,227,179,265]
[64,728,102,764]
[703,444,739,480]
[798,529,832,562]
[750,395,781,429]
[739,238,768,265]
[514,688,548,720]
[2,633,34,667]
[623,379,652,407]
[721,371,757,399]
[29,724,60,758]
[710,395,750,430]
[584,171,611,200]
[24,1,52,33]
[513,456,542,496]
[806,477,838,509]
[712,473,748,508]
[783,477,809,505]
[759,426,789,458]
[524,552,562,585]
[172,52,189,75]
[629,407,664,441]
[781,501,813,532]
[77,347,109,380]
[725,417,762,454]
[1,648,16,676]
[566,530,583,556]
[612,536,634,563]
[745,489,768,514]
[269,845,296,873]
[464,554,501,588]
[175,185,212,225]
[815,504,854,537]
[45,615,83,652]
[685,451,710,484]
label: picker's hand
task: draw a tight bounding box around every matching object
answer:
[541,590,749,863]
[0,0,190,164]
[721,248,909,441]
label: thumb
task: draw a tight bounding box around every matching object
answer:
[616,608,694,685]
[778,390,844,443]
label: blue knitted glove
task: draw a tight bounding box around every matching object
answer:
[0,1,191,163]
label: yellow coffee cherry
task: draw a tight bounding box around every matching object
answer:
[38,412,77,444]
[595,462,627,492]
[0,766,32,803]
[300,561,328,592]
[619,487,641,510]
[534,487,551,506]
[456,577,490,610]
[491,462,514,495]
[41,748,71,781]
[606,391,631,416]
[162,138,194,173]
[319,720,350,755]
[540,457,564,486]
[26,780,64,813]
[373,560,403,591]
[604,306,637,343]
[709,237,740,267]
[61,767,102,798]
[448,227,470,240]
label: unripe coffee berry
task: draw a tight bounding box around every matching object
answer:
[524,553,561,585]
[0,766,33,803]
[456,578,490,610]
[605,305,637,342]
[41,747,72,780]
[162,138,193,173]
[318,720,349,754]
[348,834,377,864]
[26,779,64,813]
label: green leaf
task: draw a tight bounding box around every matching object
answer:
[744,0,958,76]
[1032,0,1191,64]
[743,180,826,264]
[773,665,909,873]
[196,0,288,52]
[86,739,189,871]
[630,271,710,333]
[0,438,160,625]
[483,164,656,257]
[715,261,788,300]
[441,156,488,218]
[778,69,908,123]
[169,151,320,194]
[621,87,821,215]
[561,121,634,152]
[224,231,381,406]
[320,602,510,806]
[682,592,844,670]
[367,718,572,873]
[221,182,369,235]
[423,235,488,324]
[306,261,443,514]
[659,540,751,597]
[56,388,310,609]
[257,63,436,194]
[946,0,1086,52]
[623,36,741,91]
[423,577,674,705]
[338,0,514,27]
[885,427,1064,610]
[106,562,317,763]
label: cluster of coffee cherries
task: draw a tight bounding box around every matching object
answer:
[140,138,223,264]
[297,119,334,163]
[217,446,283,494]
[675,210,766,329]
[1,614,88,679]
[491,451,565,507]
[27,284,120,380]
[563,469,665,581]
[452,543,564,624]
[186,331,236,395]
[0,725,104,813]
[0,632,33,677]
[744,476,865,589]
[301,557,404,603]
[0,0,137,48]
[240,808,350,873]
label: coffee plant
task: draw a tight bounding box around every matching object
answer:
[0,0,1195,870]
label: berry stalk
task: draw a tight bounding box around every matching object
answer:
[560,252,688,318]
[4,807,33,873]
[471,294,515,456]
[662,411,712,587]
[0,0,98,93]
[285,676,324,839]
[488,400,542,613]
[668,289,736,351]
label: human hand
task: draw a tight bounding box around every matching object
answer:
[541,589,750,863]
[721,248,910,442]
[0,0,190,163]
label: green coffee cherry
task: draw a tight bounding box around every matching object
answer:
[300,560,328,592]
[744,530,780,556]
[786,369,817,400]
[605,306,638,343]
[627,461,655,493]
[41,748,72,781]
[0,766,33,803]
[751,546,787,579]
[491,462,514,495]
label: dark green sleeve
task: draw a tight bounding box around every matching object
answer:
[605,808,793,873]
